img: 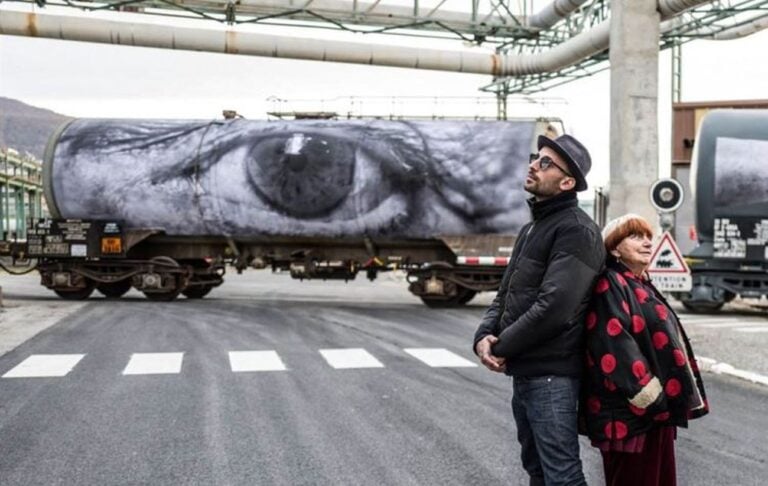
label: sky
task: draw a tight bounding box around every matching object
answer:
[2,2,768,191]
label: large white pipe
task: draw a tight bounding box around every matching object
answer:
[712,15,768,39]
[528,0,591,30]
[661,10,768,40]
[174,0,517,33]
[0,0,715,77]
[657,0,715,17]
[239,0,592,32]
[0,9,502,74]
[77,0,587,33]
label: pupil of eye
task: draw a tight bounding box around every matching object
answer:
[283,154,308,172]
[247,134,356,218]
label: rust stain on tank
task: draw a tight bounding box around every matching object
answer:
[491,54,501,77]
[26,13,38,37]
[225,31,239,54]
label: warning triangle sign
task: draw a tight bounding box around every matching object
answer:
[647,231,690,274]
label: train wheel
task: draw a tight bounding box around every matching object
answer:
[182,286,213,299]
[97,280,132,298]
[420,287,475,308]
[681,300,724,313]
[142,257,184,301]
[54,281,96,300]
[457,289,477,305]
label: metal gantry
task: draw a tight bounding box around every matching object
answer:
[3,0,768,95]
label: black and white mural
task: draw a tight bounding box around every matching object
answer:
[49,119,536,238]
[714,136,768,211]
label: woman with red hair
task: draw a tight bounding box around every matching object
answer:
[582,214,709,486]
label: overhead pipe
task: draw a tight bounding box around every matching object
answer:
[673,12,768,40]
[0,9,499,73]
[711,14,768,40]
[0,0,716,78]
[660,8,768,41]
[231,0,593,33]
[657,0,717,17]
[527,0,591,31]
[175,0,520,35]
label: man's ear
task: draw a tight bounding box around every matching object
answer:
[559,177,576,191]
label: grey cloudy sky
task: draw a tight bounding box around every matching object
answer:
[2,3,768,189]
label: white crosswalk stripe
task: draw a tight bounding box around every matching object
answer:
[2,354,85,378]
[679,314,767,333]
[2,347,486,378]
[229,351,287,372]
[122,352,184,375]
[318,348,384,369]
[404,348,477,368]
[698,322,762,329]
[733,327,768,333]
[680,316,765,324]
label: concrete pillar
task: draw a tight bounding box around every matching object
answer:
[608,0,661,225]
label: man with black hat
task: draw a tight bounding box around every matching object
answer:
[473,134,605,486]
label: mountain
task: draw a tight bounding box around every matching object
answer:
[0,97,72,161]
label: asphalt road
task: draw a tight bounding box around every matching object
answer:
[0,272,766,485]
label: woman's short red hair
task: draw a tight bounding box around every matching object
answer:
[602,214,654,254]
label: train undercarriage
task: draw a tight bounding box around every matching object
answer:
[3,220,512,306]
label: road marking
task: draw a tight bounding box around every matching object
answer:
[734,326,768,333]
[699,322,757,328]
[684,318,739,325]
[122,352,184,375]
[698,356,768,387]
[404,348,477,368]
[2,354,85,378]
[681,315,765,323]
[229,351,286,372]
[319,348,384,369]
[695,321,767,329]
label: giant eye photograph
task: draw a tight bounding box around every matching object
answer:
[48,118,533,238]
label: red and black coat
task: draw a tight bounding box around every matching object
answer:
[581,259,709,442]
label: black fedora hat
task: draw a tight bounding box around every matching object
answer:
[537,134,591,192]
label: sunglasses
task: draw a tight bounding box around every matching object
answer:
[529,153,573,177]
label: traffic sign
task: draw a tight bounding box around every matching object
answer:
[647,231,692,292]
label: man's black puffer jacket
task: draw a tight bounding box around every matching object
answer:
[473,191,605,377]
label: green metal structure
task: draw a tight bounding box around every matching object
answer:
[1,149,46,240]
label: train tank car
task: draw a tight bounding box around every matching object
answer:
[29,117,559,304]
[678,109,768,311]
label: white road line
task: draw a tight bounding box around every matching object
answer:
[404,348,477,368]
[122,352,184,375]
[698,356,768,387]
[697,321,768,329]
[229,351,286,372]
[319,348,384,369]
[2,354,85,378]
[734,327,768,333]
[680,317,732,323]
[699,322,754,329]
[682,317,761,325]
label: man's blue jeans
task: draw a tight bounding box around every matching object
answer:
[512,375,586,486]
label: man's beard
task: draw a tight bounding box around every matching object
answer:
[525,179,560,198]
